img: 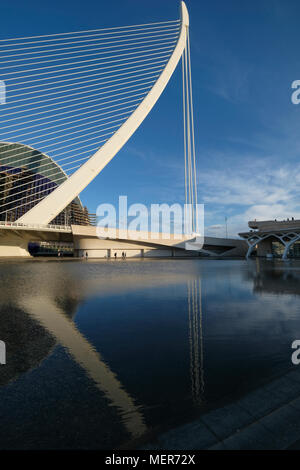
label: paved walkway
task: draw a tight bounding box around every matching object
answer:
[144,368,300,450]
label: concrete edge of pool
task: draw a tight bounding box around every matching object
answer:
[140,367,300,450]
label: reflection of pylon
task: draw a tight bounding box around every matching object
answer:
[21,296,146,438]
[188,279,204,404]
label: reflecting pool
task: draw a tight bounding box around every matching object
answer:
[0,258,300,449]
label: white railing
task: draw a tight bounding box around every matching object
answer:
[0,221,72,232]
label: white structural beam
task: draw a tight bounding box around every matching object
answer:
[17,2,189,225]
[243,230,300,259]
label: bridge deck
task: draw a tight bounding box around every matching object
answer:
[0,221,72,233]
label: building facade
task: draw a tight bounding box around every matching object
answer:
[0,142,91,226]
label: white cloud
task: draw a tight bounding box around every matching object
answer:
[199,159,300,238]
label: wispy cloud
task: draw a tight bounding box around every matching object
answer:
[205,59,252,104]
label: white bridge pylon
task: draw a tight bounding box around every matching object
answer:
[11,2,191,225]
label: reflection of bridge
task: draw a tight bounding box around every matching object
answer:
[22,295,147,438]
[246,258,300,296]
[239,219,300,259]
[0,259,207,445]
[0,262,147,439]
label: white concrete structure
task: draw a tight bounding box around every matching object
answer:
[240,219,300,259]
[0,222,247,258]
[73,226,247,258]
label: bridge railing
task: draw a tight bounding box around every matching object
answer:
[0,221,72,232]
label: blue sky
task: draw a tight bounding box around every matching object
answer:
[1,0,300,237]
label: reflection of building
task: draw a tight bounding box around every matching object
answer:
[0,142,91,225]
[248,258,300,296]
[239,219,300,259]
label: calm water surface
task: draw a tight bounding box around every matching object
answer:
[0,258,300,449]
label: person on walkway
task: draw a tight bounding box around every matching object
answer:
[85,251,88,260]
[114,252,117,259]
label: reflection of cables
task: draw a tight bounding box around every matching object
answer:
[198,279,204,397]
[187,279,204,404]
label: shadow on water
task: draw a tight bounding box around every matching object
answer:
[0,258,300,448]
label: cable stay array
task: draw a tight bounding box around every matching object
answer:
[0,18,180,218]
[0,1,197,231]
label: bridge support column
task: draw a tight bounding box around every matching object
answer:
[0,231,31,257]
[282,234,300,259]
